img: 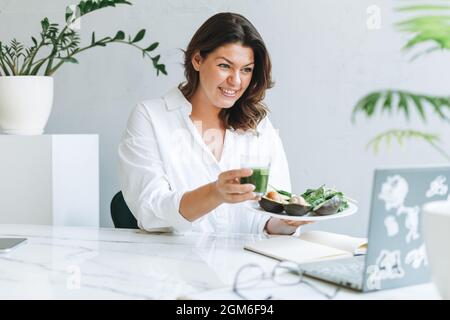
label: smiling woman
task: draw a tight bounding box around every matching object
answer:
[179,12,273,131]
[118,12,308,236]
[192,44,255,108]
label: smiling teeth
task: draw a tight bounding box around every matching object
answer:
[220,88,237,95]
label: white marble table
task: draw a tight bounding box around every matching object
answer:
[0,224,441,300]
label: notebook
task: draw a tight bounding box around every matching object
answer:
[244,231,367,264]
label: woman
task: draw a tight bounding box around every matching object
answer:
[119,12,309,235]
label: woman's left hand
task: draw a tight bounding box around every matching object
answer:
[282,219,314,228]
[265,217,314,235]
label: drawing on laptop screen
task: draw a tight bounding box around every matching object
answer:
[364,167,450,291]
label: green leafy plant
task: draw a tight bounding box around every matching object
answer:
[352,1,450,161]
[0,0,166,77]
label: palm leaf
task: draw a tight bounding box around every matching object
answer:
[353,2,450,162]
[382,90,393,115]
[395,2,450,54]
[367,129,450,161]
[352,90,450,123]
[396,5,450,12]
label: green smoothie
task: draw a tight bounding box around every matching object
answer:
[240,167,270,195]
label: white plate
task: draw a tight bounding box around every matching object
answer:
[250,202,358,221]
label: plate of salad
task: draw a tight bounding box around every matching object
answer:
[250,185,358,221]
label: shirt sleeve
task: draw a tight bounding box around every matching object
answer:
[118,103,192,233]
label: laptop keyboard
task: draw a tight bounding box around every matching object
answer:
[299,256,365,287]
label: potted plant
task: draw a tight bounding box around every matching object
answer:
[352,1,450,299]
[0,0,166,135]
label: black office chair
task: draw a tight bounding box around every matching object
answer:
[110,191,139,229]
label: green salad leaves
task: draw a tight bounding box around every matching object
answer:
[301,186,349,212]
[271,185,350,213]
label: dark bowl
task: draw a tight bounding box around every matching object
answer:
[283,203,313,216]
[313,196,342,216]
[259,197,285,213]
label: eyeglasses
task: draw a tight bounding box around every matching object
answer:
[232,260,340,300]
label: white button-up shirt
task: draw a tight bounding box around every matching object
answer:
[118,87,291,234]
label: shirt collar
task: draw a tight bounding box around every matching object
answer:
[163,86,192,114]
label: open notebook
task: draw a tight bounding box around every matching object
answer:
[244,231,368,264]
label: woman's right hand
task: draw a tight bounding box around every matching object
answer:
[212,168,260,204]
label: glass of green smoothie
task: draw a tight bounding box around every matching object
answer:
[240,155,271,196]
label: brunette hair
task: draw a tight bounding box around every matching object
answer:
[179,12,274,131]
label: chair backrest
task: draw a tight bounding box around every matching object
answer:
[110,191,139,229]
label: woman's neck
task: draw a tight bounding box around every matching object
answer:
[189,88,223,127]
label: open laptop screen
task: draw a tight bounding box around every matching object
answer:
[363,166,450,291]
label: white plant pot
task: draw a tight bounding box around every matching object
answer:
[0,76,53,135]
[422,200,450,300]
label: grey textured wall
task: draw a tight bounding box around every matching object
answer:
[1,0,449,236]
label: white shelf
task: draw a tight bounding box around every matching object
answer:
[0,134,99,227]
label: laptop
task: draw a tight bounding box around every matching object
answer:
[0,238,27,253]
[298,165,450,292]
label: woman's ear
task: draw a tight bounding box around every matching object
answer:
[191,51,203,71]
